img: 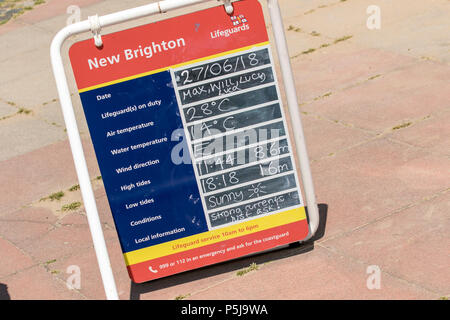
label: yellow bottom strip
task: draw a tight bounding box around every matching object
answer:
[124,207,306,266]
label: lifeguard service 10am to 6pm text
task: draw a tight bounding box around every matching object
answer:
[69,0,310,283]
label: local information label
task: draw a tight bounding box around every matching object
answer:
[69,0,309,283]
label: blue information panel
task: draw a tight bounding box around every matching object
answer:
[80,71,209,252]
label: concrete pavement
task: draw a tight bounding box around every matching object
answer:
[0,0,448,300]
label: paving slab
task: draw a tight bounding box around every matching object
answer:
[278,0,338,21]
[284,0,450,63]
[352,3,450,64]
[188,246,437,300]
[0,99,17,118]
[281,0,367,40]
[0,138,100,216]
[0,41,52,87]
[283,27,332,59]
[57,211,88,225]
[26,7,82,35]
[0,264,83,300]
[34,99,90,135]
[15,0,103,26]
[301,60,450,132]
[287,0,433,37]
[48,238,131,300]
[291,42,418,104]
[310,138,450,239]
[321,191,450,295]
[301,113,375,161]
[0,0,105,36]
[0,207,56,245]
[0,23,53,60]
[94,193,117,231]
[0,236,34,279]
[0,1,42,25]
[16,217,117,263]
[0,114,67,161]
[0,67,61,110]
[388,109,450,158]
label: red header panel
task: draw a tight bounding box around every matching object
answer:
[69,0,269,90]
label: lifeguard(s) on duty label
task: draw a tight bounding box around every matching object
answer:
[69,0,309,283]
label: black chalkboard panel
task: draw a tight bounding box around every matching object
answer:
[192,121,286,159]
[188,103,282,140]
[172,44,304,229]
[179,67,275,105]
[204,174,297,211]
[209,191,300,227]
[183,85,278,123]
[200,156,293,193]
[196,138,291,176]
[174,48,271,87]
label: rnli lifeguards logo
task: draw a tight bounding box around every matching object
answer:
[231,14,247,26]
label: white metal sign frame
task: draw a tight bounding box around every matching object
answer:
[50,0,319,300]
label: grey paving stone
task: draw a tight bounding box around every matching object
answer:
[0,99,17,118]
[0,68,59,110]
[0,114,66,161]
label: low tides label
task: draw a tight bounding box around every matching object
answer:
[69,0,308,283]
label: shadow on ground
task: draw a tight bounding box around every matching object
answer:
[130,203,328,300]
[0,283,11,300]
